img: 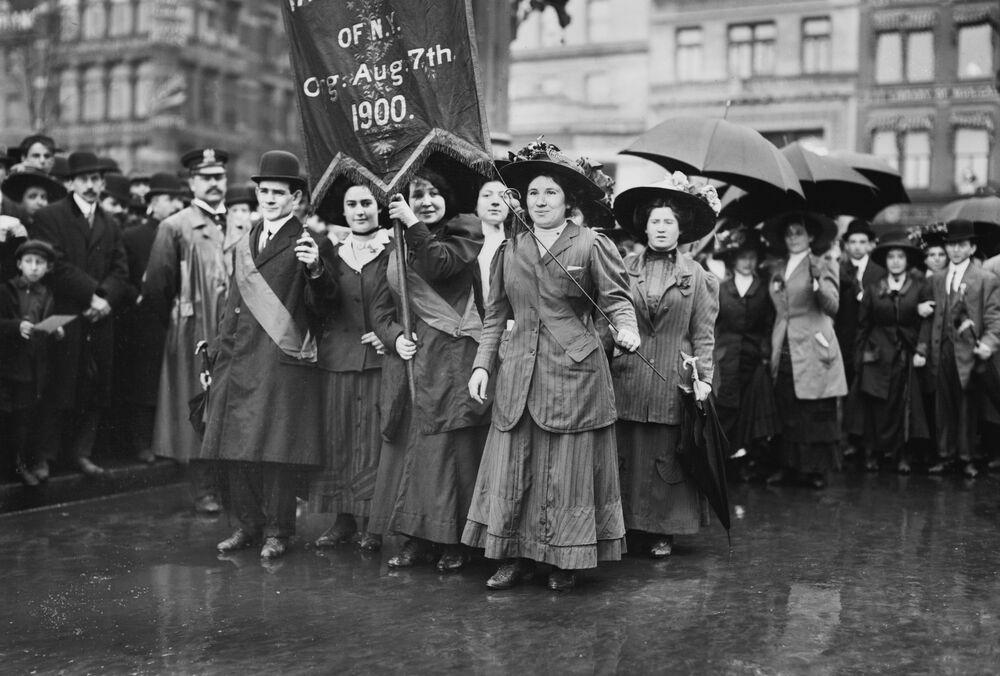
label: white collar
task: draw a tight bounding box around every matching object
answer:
[949,259,971,276]
[734,270,754,296]
[73,192,96,216]
[263,214,294,235]
[852,254,869,270]
[887,274,905,291]
[192,198,226,216]
[785,250,809,279]
[339,230,388,273]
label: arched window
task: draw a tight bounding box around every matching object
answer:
[60,0,81,41]
[82,64,106,121]
[59,68,80,123]
[108,0,133,36]
[82,0,108,39]
[134,61,155,117]
[107,63,132,119]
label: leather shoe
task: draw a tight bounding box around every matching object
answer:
[962,462,979,479]
[136,449,156,464]
[988,459,1000,472]
[217,528,258,552]
[927,462,948,475]
[358,532,381,552]
[897,460,911,475]
[315,516,357,548]
[77,457,105,477]
[17,464,40,487]
[548,569,576,592]
[436,545,470,573]
[486,559,535,590]
[260,537,287,559]
[650,537,673,559]
[194,495,222,514]
[32,461,49,482]
[387,538,430,568]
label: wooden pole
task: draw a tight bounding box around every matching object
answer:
[393,218,418,402]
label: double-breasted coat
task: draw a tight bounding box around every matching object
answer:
[837,258,885,381]
[198,217,325,467]
[611,251,718,425]
[29,197,129,409]
[768,253,847,400]
[142,205,246,462]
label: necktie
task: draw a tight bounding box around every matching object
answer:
[87,208,95,228]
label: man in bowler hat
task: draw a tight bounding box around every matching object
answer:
[200,150,328,559]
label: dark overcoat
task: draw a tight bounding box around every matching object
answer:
[837,258,885,381]
[475,223,638,433]
[29,197,129,409]
[713,273,773,410]
[198,217,326,466]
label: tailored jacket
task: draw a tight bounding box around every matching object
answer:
[922,259,1000,390]
[199,217,327,466]
[713,272,773,410]
[768,252,847,400]
[29,197,129,409]
[117,217,165,407]
[836,258,885,379]
[474,223,638,433]
[611,251,718,425]
[309,237,401,373]
[855,270,930,399]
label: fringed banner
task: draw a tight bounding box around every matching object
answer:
[280,0,493,207]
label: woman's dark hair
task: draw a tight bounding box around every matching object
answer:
[527,172,581,219]
[315,181,384,226]
[410,167,457,220]
[633,197,691,235]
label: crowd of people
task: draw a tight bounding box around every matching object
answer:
[2,132,999,592]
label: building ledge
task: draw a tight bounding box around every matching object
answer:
[513,41,647,62]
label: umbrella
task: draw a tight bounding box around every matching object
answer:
[780,142,879,217]
[187,341,212,438]
[828,149,909,207]
[937,195,1000,225]
[719,184,805,227]
[734,363,779,447]
[620,117,803,199]
[678,392,731,534]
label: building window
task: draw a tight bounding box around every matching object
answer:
[676,27,703,82]
[81,64,105,121]
[583,72,609,103]
[727,22,776,79]
[871,130,899,170]
[199,70,218,124]
[801,17,831,73]
[875,30,934,84]
[901,131,931,190]
[133,61,155,117]
[81,0,107,39]
[58,68,80,123]
[954,128,990,194]
[586,0,610,43]
[135,0,151,33]
[957,23,994,80]
[538,5,564,47]
[60,0,81,40]
[107,63,131,119]
[108,0,132,36]
[222,75,239,127]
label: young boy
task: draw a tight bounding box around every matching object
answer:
[0,239,63,485]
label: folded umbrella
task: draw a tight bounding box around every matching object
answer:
[621,117,803,199]
[734,363,779,445]
[187,341,212,438]
[677,392,731,535]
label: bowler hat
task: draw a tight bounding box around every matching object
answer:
[102,173,132,205]
[944,219,977,243]
[1,168,68,203]
[66,151,106,177]
[181,148,229,174]
[51,155,70,179]
[15,238,56,263]
[225,185,258,208]
[251,150,305,191]
[871,230,921,268]
[146,172,184,197]
[613,173,719,245]
[762,210,839,255]
[97,156,121,174]
[842,218,875,241]
[501,140,604,204]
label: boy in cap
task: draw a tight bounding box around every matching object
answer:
[919,220,1000,478]
[0,240,63,485]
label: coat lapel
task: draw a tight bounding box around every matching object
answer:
[541,222,580,267]
[627,252,651,320]
[255,218,300,268]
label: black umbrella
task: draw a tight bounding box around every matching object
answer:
[677,388,732,535]
[187,341,212,438]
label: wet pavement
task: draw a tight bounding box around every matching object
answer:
[1,473,999,675]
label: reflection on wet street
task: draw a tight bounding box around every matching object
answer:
[1,474,998,674]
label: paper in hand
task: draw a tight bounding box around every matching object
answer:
[32,314,77,335]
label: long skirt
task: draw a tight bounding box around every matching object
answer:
[462,415,625,570]
[773,349,840,475]
[861,351,928,463]
[308,369,382,517]
[617,421,709,536]
[376,412,488,544]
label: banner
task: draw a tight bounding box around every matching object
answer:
[281,0,493,206]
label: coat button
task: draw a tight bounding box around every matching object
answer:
[234,307,240,314]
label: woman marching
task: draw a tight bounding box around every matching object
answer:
[464,141,641,591]
[763,212,847,489]
[609,173,720,558]
[307,182,398,551]
[370,162,490,572]
[712,224,776,479]
[854,231,932,474]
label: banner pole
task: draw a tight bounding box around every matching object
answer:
[393,218,418,402]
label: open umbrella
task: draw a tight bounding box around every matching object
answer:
[938,194,1000,225]
[828,149,909,208]
[620,117,803,199]
[719,184,806,227]
[781,142,879,217]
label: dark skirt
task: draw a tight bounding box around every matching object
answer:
[617,421,709,536]
[307,369,382,517]
[462,415,625,570]
[861,352,928,462]
[774,349,840,474]
[376,412,488,544]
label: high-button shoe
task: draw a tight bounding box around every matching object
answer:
[260,537,287,559]
[217,528,258,552]
[486,559,536,590]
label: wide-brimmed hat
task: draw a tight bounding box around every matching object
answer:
[1,168,67,202]
[66,151,106,177]
[762,210,839,255]
[500,140,604,203]
[102,173,132,204]
[251,150,305,192]
[613,173,719,245]
[146,172,185,198]
[842,218,875,241]
[14,238,56,263]
[713,224,765,261]
[225,185,258,209]
[871,230,922,268]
